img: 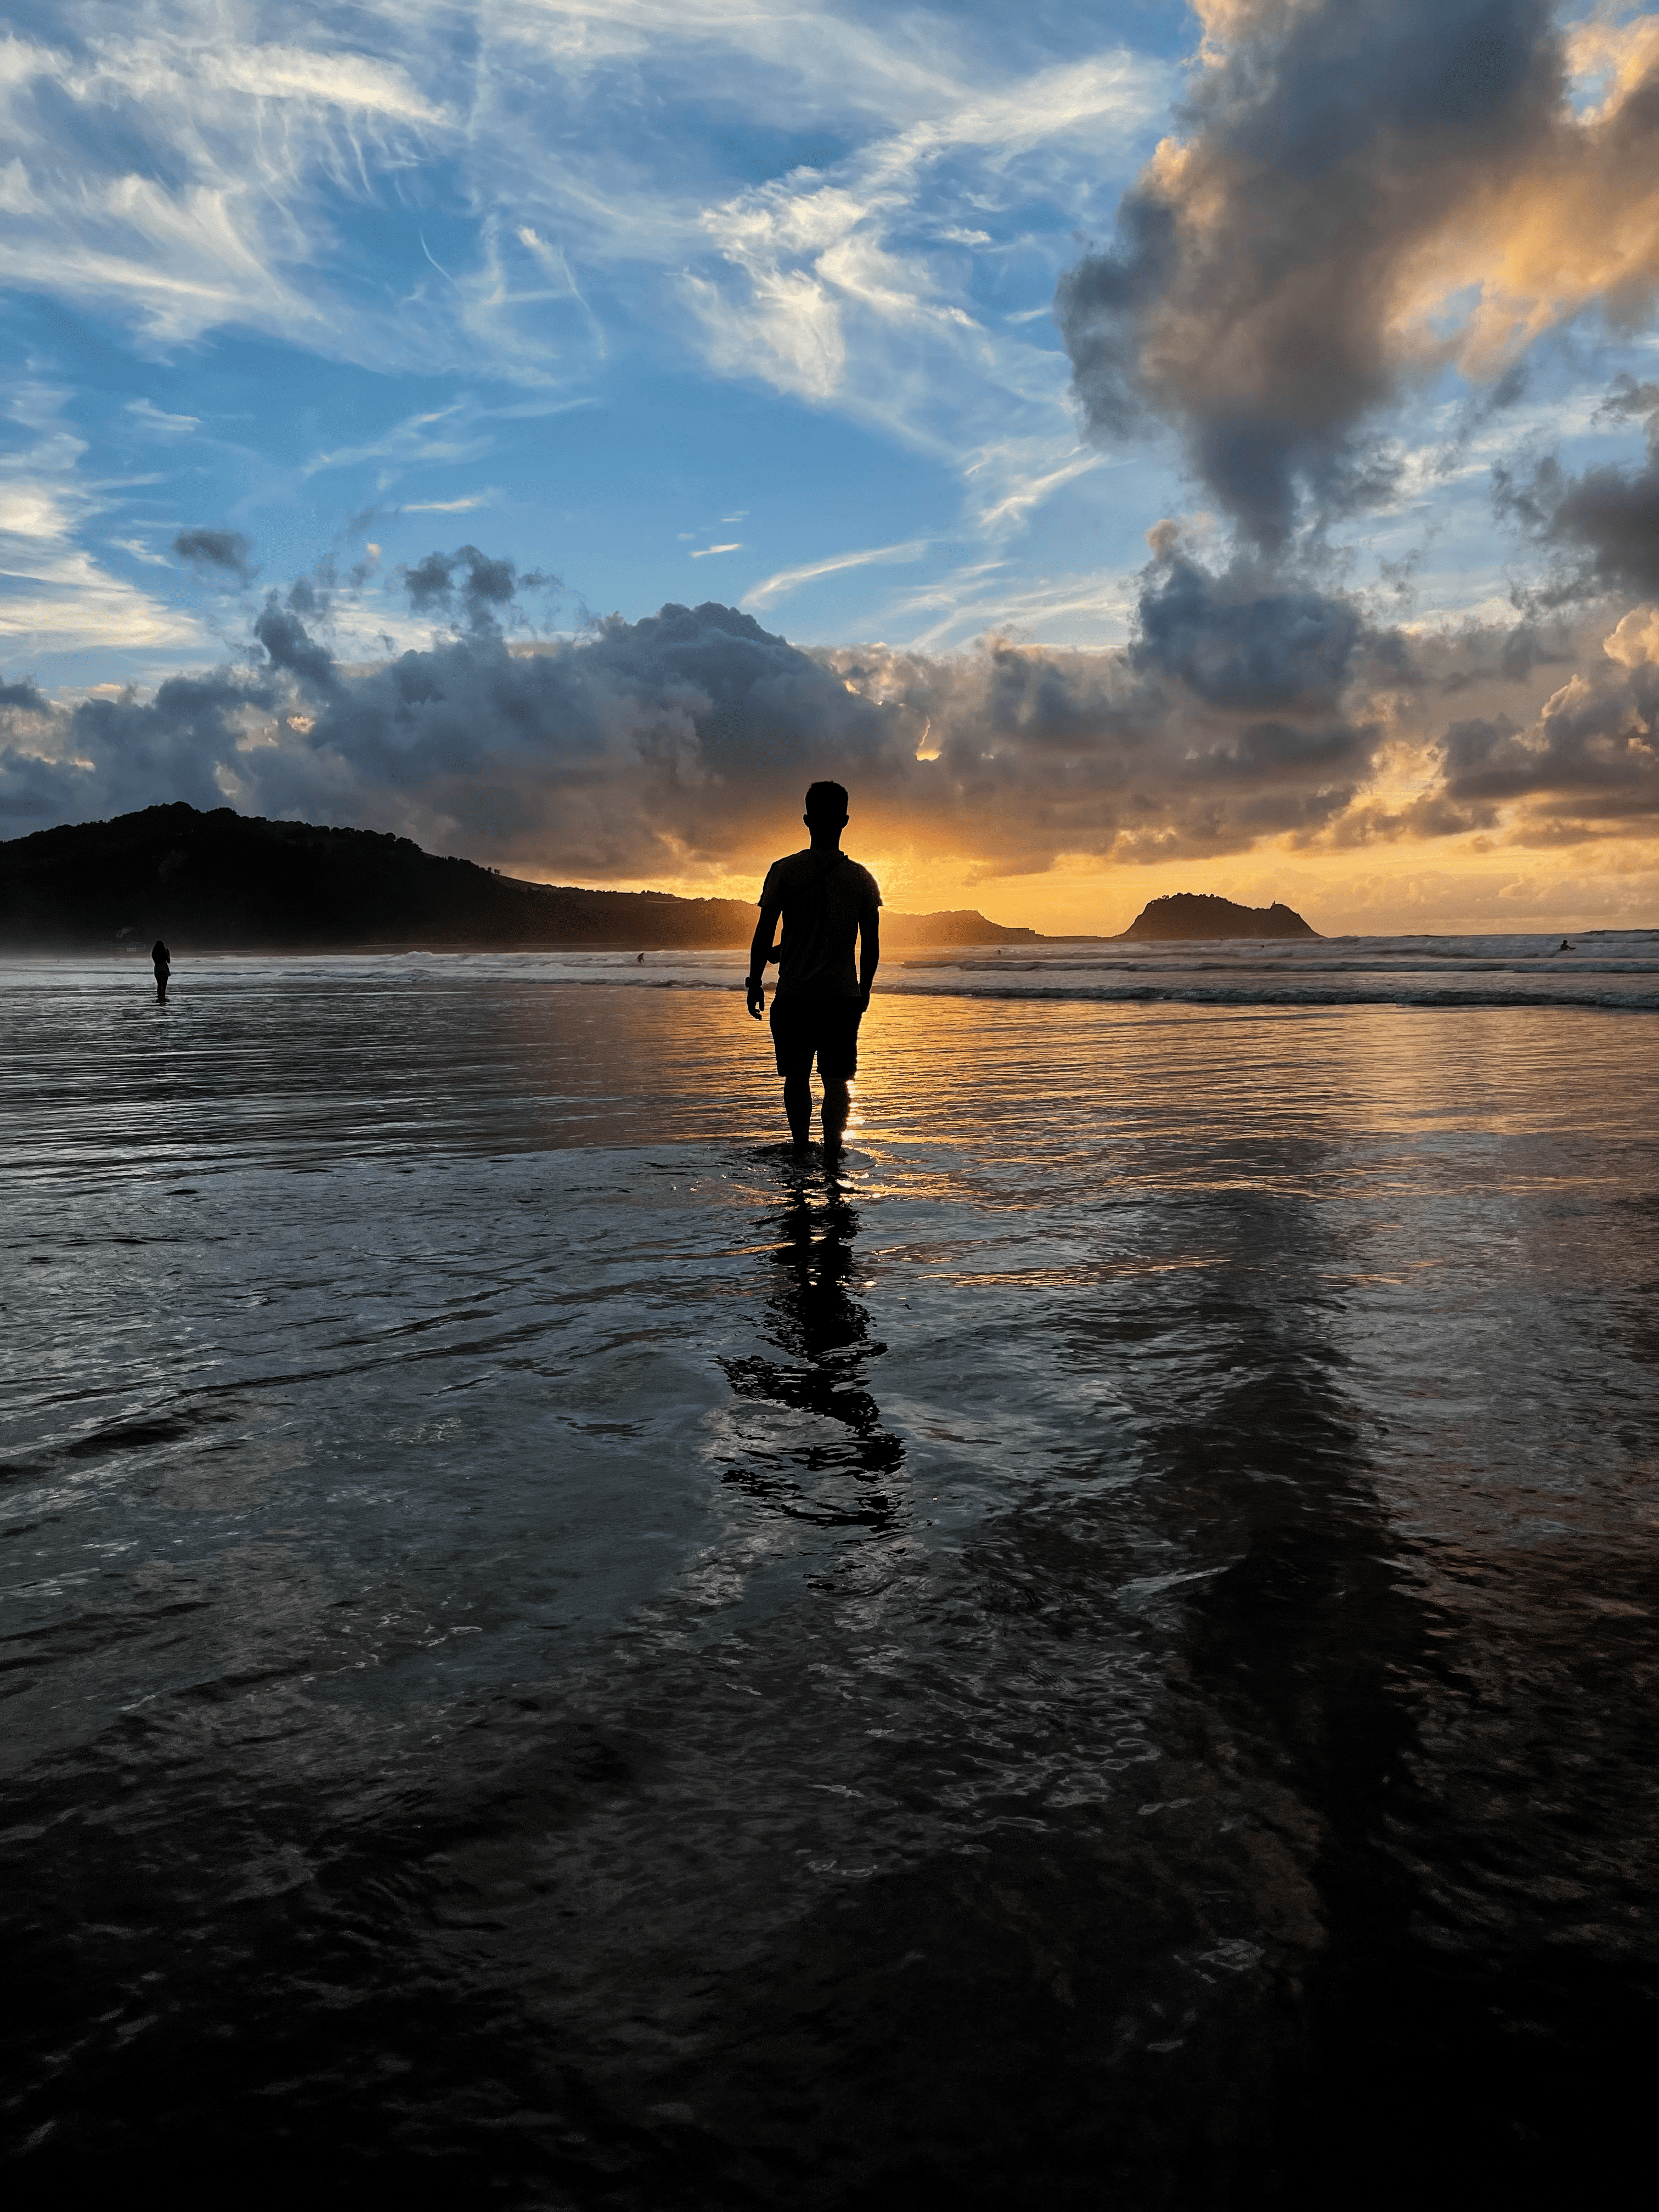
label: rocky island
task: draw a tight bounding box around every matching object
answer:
[1117,893,1319,941]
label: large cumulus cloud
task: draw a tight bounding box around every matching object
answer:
[0,557,908,873]
[821,550,1394,871]
[1,541,1402,878]
[6,542,1659,881]
[1494,380,1659,603]
[1057,0,1659,549]
[1432,623,1659,843]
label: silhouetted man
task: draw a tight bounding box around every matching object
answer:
[151,939,170,1004]
[747,782,881,1155]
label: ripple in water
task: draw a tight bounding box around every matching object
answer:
[3,961,1657,2203]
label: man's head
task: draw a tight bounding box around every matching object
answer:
[804,779,849,832]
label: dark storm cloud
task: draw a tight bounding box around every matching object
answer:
[0,559,904,871]
[0,672,72,823]
[283,549,382,625]
[172,528,258,582]
[1494,382,1659,602]
[1599,377,1659,428]
[15,670,276,824]
[818,550,1386,861]
[0,545,1400,872]
[1057,0,1590,548]
[9,543,1658,870]
[1435,664,1659,833]
[398,546,554,636]
[286,595,896,866]
[252,599,340,695]
[1131,556,1362,710]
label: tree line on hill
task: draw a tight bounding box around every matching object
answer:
[0,804,1045,952]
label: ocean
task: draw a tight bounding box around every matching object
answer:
[4,937,1658,2204]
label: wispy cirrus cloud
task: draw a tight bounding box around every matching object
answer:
[0,383,203,653]
[747,539,929,610]
[4,4,1169,532]
[0,14,452,353]
[682,41,1169,503]
[300,405,495,483]
[0,2,1172,669]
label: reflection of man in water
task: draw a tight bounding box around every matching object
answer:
[151,939,171,1004]
[747,782,881,1155]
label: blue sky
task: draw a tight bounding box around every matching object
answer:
[5,2,1659,934]
[0,0,1197,683]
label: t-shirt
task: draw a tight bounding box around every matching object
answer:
[759,849,882,1001]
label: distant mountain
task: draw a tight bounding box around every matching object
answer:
[890,907,1042,947]
[1118,893,1319,941]
[0,804,1042,952]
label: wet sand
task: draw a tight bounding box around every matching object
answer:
[3,962,1657,2204]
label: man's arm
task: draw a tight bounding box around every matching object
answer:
[747,900,780,1019]
[859,911,879,1010]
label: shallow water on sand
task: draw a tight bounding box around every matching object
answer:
[4,961,1658,2204]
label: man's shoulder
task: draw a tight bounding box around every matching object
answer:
[761,848,815,889]
[760,848,881,902]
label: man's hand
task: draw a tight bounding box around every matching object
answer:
[748,905,780,1020]
[858,914,878,1014]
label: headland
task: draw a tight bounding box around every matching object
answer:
[0,804,1043,953]
[1115,893,1319,940]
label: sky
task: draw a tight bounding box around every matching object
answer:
[3,0,1659,933]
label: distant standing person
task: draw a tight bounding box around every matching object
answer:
[747,781,881,1155]
[151,939,170,1005]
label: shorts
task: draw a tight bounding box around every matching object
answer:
[769,996,864,1081]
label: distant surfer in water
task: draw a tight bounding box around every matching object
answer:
[151,939,171,1005]
[747,781,881,1156]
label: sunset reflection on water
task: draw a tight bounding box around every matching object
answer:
[3,960,1657,2200]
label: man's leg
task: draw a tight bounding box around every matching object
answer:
[820,1004,860,1153]
[772,1002,812,1148]
[783,1073,812,1149]
[821,1075,850,1151]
